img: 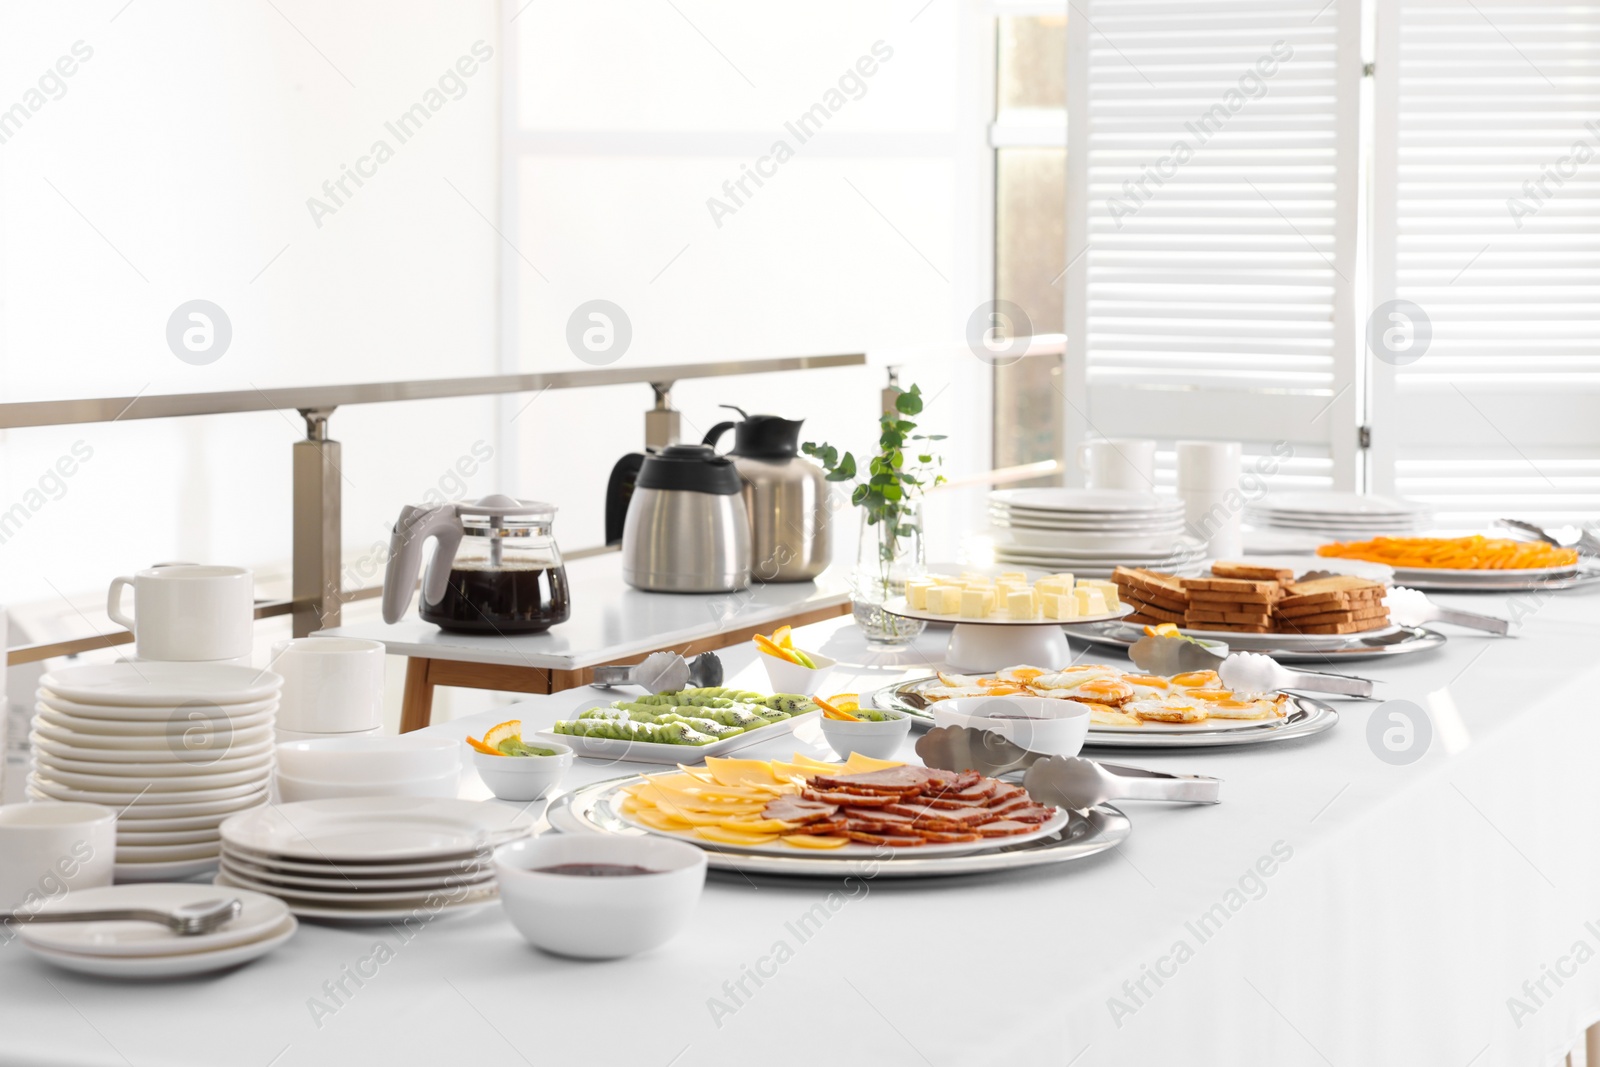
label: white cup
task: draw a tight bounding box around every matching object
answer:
[1176,441,1243,492]
[269,638,386,734]
[107,565,254,662]
[0,802,116,912]
[1181,488,1244,560]
[1076,439,1157,491]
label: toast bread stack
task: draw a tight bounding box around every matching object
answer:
[1111,567,1189,626]
[1115,562,1392,635]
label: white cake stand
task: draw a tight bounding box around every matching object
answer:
[880,599,1134,671]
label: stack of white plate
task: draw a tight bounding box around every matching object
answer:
[989,488,1204,576]
[28,663,281,883]
[1244,491,1431,539]
[17,883,295,978]
[216,797,535,922]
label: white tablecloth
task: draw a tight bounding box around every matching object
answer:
[2,585,1598,1067]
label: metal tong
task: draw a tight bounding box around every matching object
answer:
[915,725,1221,812]
[1128,633,1375,698]
[590,651,723,693]
[1499,517,1600,557]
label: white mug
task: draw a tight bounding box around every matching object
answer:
[1076,439,1157,491]
[1176,440,1243,493]
[269,638,386,734]
[107,565,254,662]
[1181,488,1245,560]
[0,802,116,912]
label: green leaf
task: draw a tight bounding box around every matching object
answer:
[851,484,868,505]
[918,454,932,463]
[896,391,923,416]
[923,434,947,441]
[882,483,903,501]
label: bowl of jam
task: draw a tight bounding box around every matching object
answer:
[494,835,706,959]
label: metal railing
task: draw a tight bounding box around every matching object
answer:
[3,354,866,666]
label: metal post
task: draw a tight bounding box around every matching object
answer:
[293,408,342,637]
[645,382,681,449]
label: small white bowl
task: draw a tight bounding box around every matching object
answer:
[274,735,459,783]
[933,696,1090,758]
[818,711,911,761]
[495,834,706,959]
[471,744,574,802]
[758,647,835,696]
[274,726,381,744]
[274,766,460,803]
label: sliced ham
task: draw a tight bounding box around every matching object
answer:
[910,829,981,844]
[762,796,837,825]
[845,830,927,847]
[808,766,970,794]
[1001,805,1055,824]
[881,802,999,829]
[973,819,1040,837]
[802,789,898,807]
[783,818,848,835]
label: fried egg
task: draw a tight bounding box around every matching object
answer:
[1058,676,1137,706]
[921,685,992,701]
[1121,674,1174,701]
[1128,697,1207,723]
[1170,670,1222,689]
[994,665,1048,684]
[1200,697,1282,720]
[1032,664,1121,690]
[1080,702,1141,727]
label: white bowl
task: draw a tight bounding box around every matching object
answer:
[274,736,458,782]
[818,712,912,761]
[471,744,573,802]
[932,696,1091,758]
[274,726,381,744]
[494,835,706,959]
[273,766,460,803]
[758,648,835,696]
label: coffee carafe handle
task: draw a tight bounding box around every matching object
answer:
[382,505,465,623]
[702,422,736,453]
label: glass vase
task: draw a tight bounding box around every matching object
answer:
[850,503,927,647]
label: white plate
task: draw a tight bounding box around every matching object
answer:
[535,708,819,767]
[219,847,491,877]
[33,751,273,780]
[1001,529,1189,552]
[29,731,275,764]
[216,858,491,903]
[220,797,537,863]
[882,598,1132,627]
[609,779,1072,857]
[25,915,295,976]
[1217,555,1395,583]
[214,872,497,923]
[991,510,1185,529]
[38,692,280,720]
[37,704,276,735]
[221,853,491,890]
[992,488,1178,514]
[19,883,290,958]
[114,811,239,831]
[113,856,222,882]
[117,827,222,845]
[993,537,1205,561]
[1251,491,1426,516]
[29,782,268,817]
[39,663,283,707]
[116,841,221,862]
[31,764,270,793]
[1090,711,1294,733]
[1389,562,1581,580]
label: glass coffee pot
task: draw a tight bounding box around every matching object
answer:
[382,495,570,634]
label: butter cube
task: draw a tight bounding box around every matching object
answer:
[1049,572,1077,589]
[1035,578,1068,599]
[926,586,962,615]
[1073,587,1108,615]
[994,580,1025,601]
[960,588,995,618]
[1042,592,1079,620]
[997,571,1028,582]
[1079,579,1120,609]
[905,579,936,610]
[1006,590,1037,620]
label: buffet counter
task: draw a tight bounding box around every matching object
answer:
[5,584,1599,1067]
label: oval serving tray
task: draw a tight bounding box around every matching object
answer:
[546,775,1130,879]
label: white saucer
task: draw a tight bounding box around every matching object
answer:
[220,797,536,863]
[20,883,289,958]
[32,753,272,782]
[113,856,222,882]
[26,916,295,977]
[39,663,283,707]
[29,775,268,804]
[215,871,496,923]
[217,858,491,904]
[116,842,222,862]
[30,732,276,764]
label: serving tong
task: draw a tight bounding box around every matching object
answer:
[915,725,1221,812]
[1293,570,1511,635]
[1128,633,1376,699]
[1498,517,1600,557]
[589,651,724,693]
[1,898,241,936]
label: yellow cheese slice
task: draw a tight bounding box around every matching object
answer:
[703,757,783,788]
[718,817,797,833]
[843,753,905,773]
[633,809,693,832]
[630,785,763,816]
[694,826,780,846]
[781,835,850,849]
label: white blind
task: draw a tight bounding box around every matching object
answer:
[1371,0,1600,526]
[1064,0,1361,484]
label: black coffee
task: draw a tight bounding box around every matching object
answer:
[421,561,571,634]
[535,863,656,877]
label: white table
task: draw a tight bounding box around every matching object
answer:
[4,585,1600,1067]
[322,552,851,730]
